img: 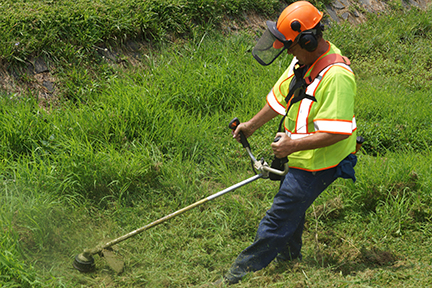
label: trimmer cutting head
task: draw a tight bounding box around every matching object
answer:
[73,253,95,272]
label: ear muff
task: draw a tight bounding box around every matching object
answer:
[297,30,318,52]
[290,20,319,52]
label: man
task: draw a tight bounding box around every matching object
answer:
[220,1,358,285]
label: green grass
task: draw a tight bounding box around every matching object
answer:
[1,1,432,287]
[326,8,432,155]
[0,0,280,64]
[0,0,283,106]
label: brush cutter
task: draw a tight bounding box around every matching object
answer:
[73,117,289,273]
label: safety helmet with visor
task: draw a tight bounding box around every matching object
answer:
[252,1,324,66]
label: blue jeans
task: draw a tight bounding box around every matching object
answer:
[225,166,340,283]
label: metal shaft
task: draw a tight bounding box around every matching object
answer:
[83,174,262,257]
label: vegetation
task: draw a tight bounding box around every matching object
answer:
[0,0,281,60]
[1,0,432,287]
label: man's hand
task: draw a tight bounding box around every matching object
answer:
[271,132,295,158]
[232,121,255,144]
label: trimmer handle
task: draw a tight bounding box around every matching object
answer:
[355,136,365,154]
[272,136,288,163]
[229,117,250,149]
[269,135,289,181]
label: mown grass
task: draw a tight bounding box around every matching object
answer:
[1,1,432,287]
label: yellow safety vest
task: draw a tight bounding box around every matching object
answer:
[267,42,357,171]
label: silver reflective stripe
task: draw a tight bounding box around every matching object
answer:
[305,75,321,96]
[285,131,313,139]
[314,119,355,134]
[267,89,286,115]
[267,57,298,116]
[305,63,353,97]
[296,99,314,133]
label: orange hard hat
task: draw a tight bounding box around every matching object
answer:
[274,1,323,44]
[252,1,324,65]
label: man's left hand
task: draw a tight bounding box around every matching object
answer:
[271,132,296,158]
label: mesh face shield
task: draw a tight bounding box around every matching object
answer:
[252,21,292,66]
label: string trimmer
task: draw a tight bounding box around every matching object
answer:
[73,117,289,273]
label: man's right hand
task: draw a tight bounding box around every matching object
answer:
[231,103,279,144]
[232,121,255,144]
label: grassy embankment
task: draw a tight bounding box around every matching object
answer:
[1,0,432,287]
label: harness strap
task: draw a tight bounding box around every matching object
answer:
[305,54,350,85]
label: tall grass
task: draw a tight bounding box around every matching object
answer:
[1,2,432,287]
[1,0,283,105]
[0,0,280,64]
[327,8,432,155]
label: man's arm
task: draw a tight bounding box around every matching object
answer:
[232,103,279,143]
[271,131,349,158]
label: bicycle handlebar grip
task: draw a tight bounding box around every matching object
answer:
[229,117,250,149]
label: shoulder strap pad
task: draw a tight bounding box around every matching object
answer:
[305,54,350,85]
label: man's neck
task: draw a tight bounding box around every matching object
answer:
[306,39,329,65]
